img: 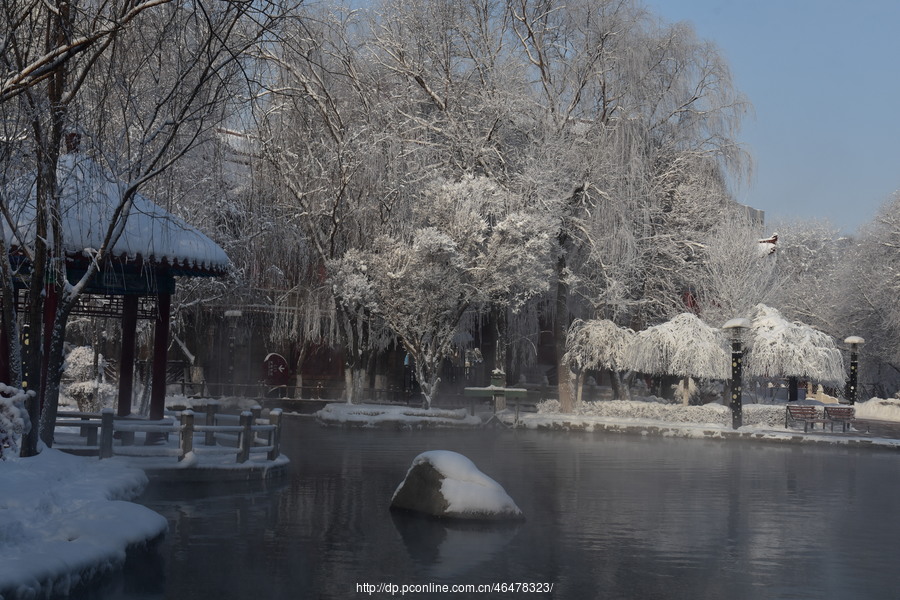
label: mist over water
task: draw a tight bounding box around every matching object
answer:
[88,420,900,599]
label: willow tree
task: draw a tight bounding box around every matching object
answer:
[624,313,729,405]
[505,0,749,412]
[744,304,844,401]
[564,318,635,402]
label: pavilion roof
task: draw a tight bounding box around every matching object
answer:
[3,154,229,277]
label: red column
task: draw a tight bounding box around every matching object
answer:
[149,293,170,421]
[117,295,139,417]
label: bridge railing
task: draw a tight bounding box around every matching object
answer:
[54,406,283,463]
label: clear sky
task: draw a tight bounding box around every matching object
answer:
[642,0,900,233]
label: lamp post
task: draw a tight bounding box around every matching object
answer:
[722,318,752,430]
[844,336,865,405]
[225,310,242,396]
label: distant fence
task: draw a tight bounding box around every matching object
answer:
[54,404,283,463]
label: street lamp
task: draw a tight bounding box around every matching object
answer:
[844,336,865,405]
[722,318,752,430]
[225,310,242,396]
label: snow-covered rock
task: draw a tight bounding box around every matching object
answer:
[390,451,523,521]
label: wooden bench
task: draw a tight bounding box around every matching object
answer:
[824,405,855,432]
[785,405,828,432]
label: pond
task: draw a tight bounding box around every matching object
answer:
[83,418,900,599]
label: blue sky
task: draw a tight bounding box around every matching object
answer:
[643,0,900,233]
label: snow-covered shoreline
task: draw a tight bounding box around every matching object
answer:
[316,402,483,428]
[314,397,900,450]
[0,449,168,600]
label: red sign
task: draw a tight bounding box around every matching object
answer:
[263,353,290,386]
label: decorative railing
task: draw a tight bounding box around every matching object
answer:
[54,404,283,463]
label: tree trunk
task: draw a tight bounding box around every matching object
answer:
[574,370,584,405]
[610,370,630,400]
[293,345,307,399]
[344,364,366,404]
[788,377,799,402]
[39,301,73,447]
[554,255,575,413]
[681,377,691,406]
[409,349,440,410]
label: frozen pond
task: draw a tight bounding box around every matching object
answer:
[89,418,900,599]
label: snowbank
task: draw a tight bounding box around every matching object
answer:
[0,385,28,459]
[317,403,482,428]
[391,451,523,520]
[536,398,785,428]
[0,449,168,599]
[855,397,900,422]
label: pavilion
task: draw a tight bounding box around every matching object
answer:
[1,147,229,427]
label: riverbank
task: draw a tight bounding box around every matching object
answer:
[314,396,900,450]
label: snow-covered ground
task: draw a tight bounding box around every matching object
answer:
[0,448,168,599]
[315,396,900,432]
[853,397,900,421]
[317,402,482,427]
[315,397,900,451]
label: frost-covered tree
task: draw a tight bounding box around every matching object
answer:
[694,213,783,327]
[61,346,116,413]
[623,312,729,405]
[237,0,750,411]
[330,176,554,408]
[743,304,844,401]
[564,318,635,401]
[768,219,843,331]
[504,0,749,411]
[0,0,289,454]
[831,195,900,396]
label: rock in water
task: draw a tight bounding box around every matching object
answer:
[390,451,524,521]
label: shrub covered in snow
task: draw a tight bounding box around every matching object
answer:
[62,346,116,413]
[537,397,788,429]
[0,384,29,460]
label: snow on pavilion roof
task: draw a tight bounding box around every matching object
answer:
[3,154,229,276]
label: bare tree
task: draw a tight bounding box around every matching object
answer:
[770,218,842,331]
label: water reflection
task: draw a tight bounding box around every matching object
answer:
[390,511,520,578]
[91,420,900,599]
